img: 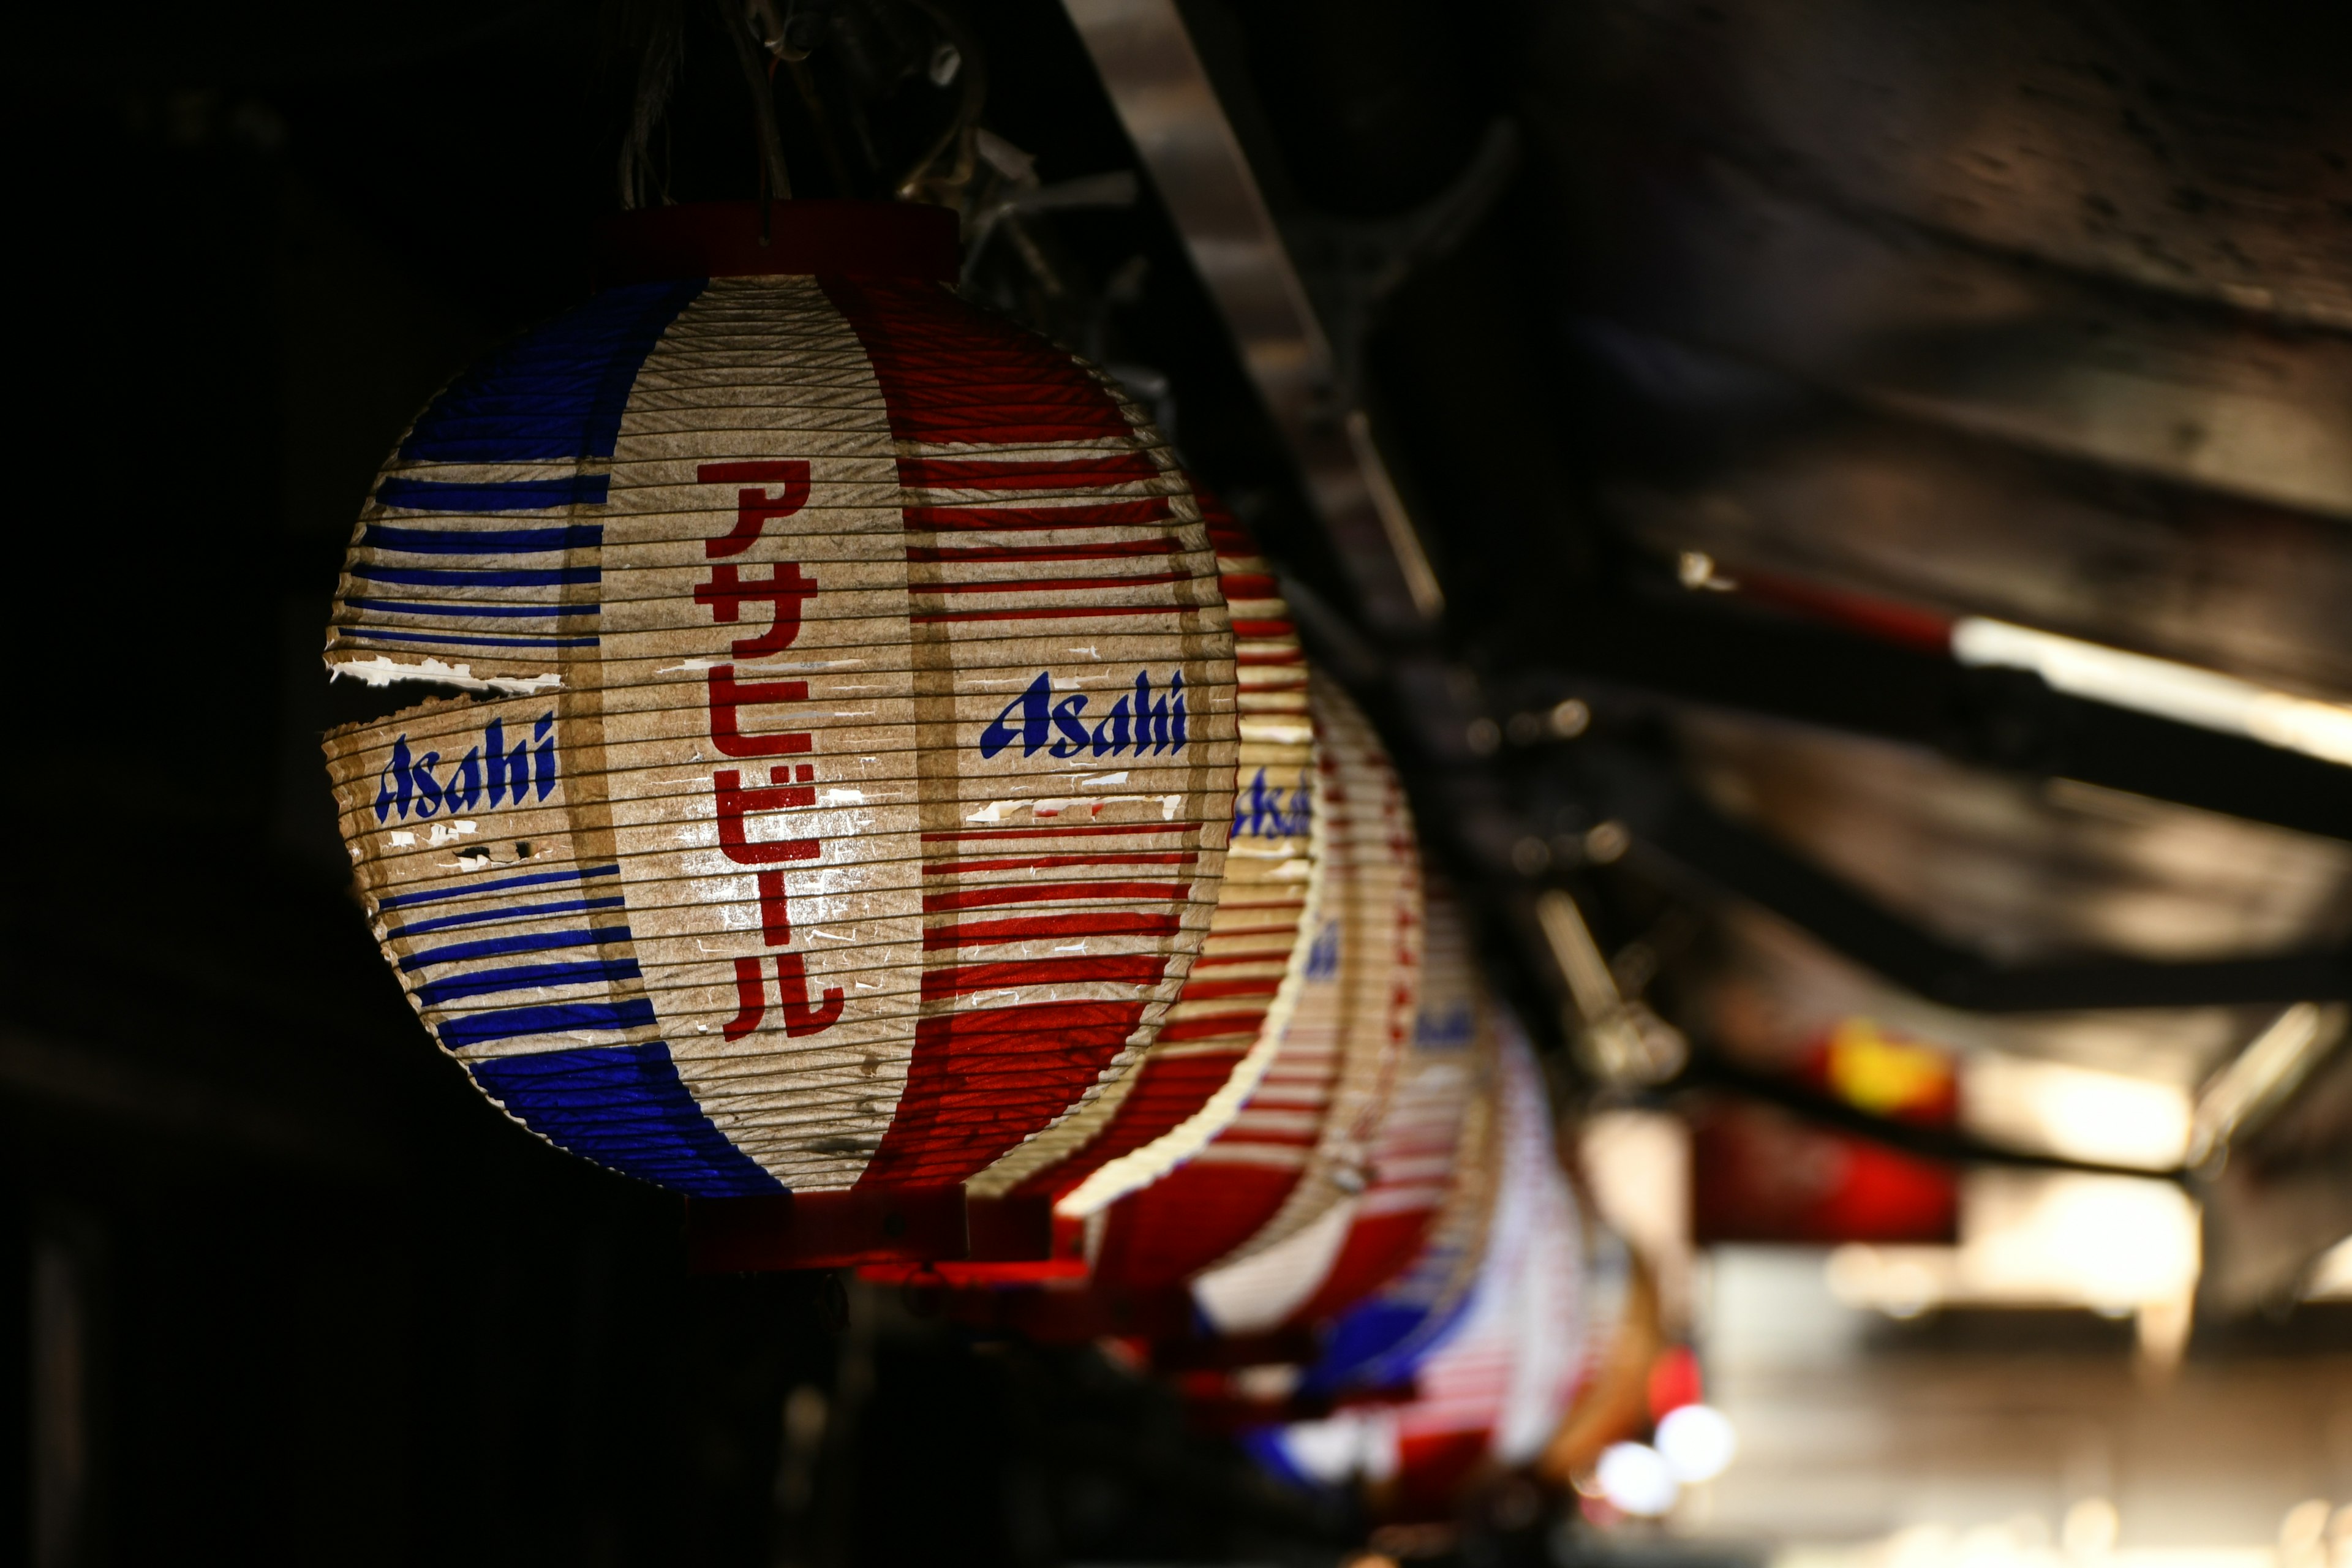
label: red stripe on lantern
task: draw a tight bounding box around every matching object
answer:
[924,913,1186,950]
[921,881,1193,913]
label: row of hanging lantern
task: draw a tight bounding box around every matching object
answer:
[320,197,1640,1519]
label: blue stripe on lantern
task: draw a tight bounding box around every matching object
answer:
[374,475,612,513]
[413,957,645,1008]
[1295,1290,1477,1400]
[385,894,628,941]
[361,523,605,554]
[343,598,598,619]
[376,862,621,913]
[399,279,707,464]
[350,564,601,589]
[339,281,703,650]
[464,1039,783,1197]
[401,925,634,973]
[439,999,660,1049]
[347,630,603,650]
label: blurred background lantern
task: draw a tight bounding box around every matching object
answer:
[1030,492,1323,1219]
[849,488,1323,1287]
[1245,1022,1591,1520]
[322,202,1238,1260]
[1194,881,1488,1333]
[1291,1020,1505,1411]
[1085,674,1423,1294]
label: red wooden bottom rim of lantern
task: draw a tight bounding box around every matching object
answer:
[1178,1378,1419,1437]
[685,1188,1054,1272]
[871,1283,1199,1343]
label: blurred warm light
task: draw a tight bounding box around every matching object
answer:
[1967,1176,2198,1309]
[1578,1111,1694,1330]
[1965,1054,2190,1170]
[1229,1363,1301,1400]
[2061,1498,2119,1558]
[1822,1172,2199,1319]
[1654,1403,1738,1483]
[1595,1441,1679,1517]
[2307,1237,2352,1301]
[1952,617,2352,767]
[1771,1520,2278,1568]
[2280,1500,2332,1568]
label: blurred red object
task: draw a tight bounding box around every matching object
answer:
[1645,1344,1702,1421]
[1691,1019,1960,1245]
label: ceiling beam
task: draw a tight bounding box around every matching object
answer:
[1543,592,2352,845]
[1616,775,2352,1011]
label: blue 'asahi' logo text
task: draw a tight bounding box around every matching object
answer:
[1232,767,1310,840]
[1414,1001,1476,1050]
[1304,919,1342,981]
[374,713,557,823]
[980,671,1188,760]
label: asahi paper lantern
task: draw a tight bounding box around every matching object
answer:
[1193,882,1490,1332]
[1380,1026,1588,1511]
[1246,1023,1589,1513]
[866,489,1320,1280]
[1088,674,1422,1290]
[1294,1060,1499,1401]
[320,202,1238,1211]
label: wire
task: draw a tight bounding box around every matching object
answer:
[895,1,986,203]
[714,0,794,203]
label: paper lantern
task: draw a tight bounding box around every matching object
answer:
[1193,882,1490,1332]
[1087,673,1423,1291]
[1245,1021,1590,1515]
[320,202,1238,1231]
[1292,1064,1499,1402]
[853,489,1320,1284]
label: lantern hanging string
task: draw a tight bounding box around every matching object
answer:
[742,0,856,197]
[716,0,795,206]
[896,0,985,204]
[774,39,861,197]
[615,0,685,210]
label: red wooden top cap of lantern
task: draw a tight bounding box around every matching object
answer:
[594,199,962,287]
